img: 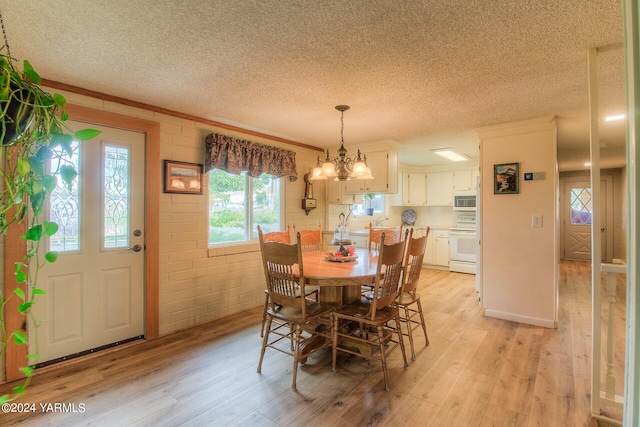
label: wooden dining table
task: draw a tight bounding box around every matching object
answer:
[302,248,379,308]
[295,247,379,361]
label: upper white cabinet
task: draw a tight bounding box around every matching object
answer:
[344,149,398,194]
[326,181,362,205]
[426,172,453,206]
[453,169,480,192]
[327,180,351,204]
[392,172,427,206]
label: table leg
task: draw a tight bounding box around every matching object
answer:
[318,284,363,307]
[342,285,363,305]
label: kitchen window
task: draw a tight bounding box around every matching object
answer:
[351,193,384,216]
[208,169,283,244]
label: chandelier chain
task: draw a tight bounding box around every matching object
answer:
[340,109,345,145]
[0,8,11,59]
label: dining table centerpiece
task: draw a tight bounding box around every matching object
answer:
[331,211,352,250]
[324,245,357,262]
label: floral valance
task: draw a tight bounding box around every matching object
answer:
[204,133,298,181]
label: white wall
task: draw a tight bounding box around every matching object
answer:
[477,117,558,328]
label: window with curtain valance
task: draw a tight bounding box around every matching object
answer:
[204,133,298,182]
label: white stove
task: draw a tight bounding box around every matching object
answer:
[451,213,477,230]
[450,214,477,274]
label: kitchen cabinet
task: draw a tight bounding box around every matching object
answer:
[426,172,453,206]
[326,180,362,205]
[344,149,398,194]
[392,172,427,206]
[472,169,480,189]
[453,169,480,192]
[424,229,449,268]
[406,226,427,238]
[349,235,368,249]
[434,231,450,267]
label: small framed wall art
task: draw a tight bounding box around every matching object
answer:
[494,162,519,194]
[164,160,203,194]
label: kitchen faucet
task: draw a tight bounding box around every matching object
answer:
[375,217,389,226]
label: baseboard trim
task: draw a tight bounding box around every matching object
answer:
[484,309,556,328]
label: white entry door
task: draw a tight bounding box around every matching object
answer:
[29,123,145,365]
[563,179,609,261]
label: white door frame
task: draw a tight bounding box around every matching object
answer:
[623,0,639,424]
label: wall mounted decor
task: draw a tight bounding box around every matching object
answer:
[164,160,203,194]
[301,173,317,215]
[494,162,519,194]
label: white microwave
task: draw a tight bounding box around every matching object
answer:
[453,193,477,211]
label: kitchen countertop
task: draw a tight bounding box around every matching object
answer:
[329,225,448,238]
[349,226,411,236]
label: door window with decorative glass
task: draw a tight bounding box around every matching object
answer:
[570,187,592,225]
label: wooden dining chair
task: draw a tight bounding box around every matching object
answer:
[258,224,291,244]
[332,231,409,391]
[257,231,334,391]
[258,224,317,337]
[396,227,430,360]
[368,222,403,250]
[293,223,323,252]
[291,223,322,307]
[362,222,404,297]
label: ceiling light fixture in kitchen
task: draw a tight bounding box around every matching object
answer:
[309,105,373,181]
[431,147,470,162]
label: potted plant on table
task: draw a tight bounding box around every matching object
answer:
[0,34,100,403]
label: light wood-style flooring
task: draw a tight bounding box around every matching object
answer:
[0,260,620,426]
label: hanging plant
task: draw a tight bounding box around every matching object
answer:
[0,54,100,228]
[0,9,100,404]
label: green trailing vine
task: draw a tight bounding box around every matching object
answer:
[0,38,100,403]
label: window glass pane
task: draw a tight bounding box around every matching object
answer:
[352,193,383,216]
[49,141,80,252]
[104,145,130,248]
[570,187,592,225]
[208,170,282,244]
[209,170,247,243]
[252,174,281,238]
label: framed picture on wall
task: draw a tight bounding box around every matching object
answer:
[164,160,203,194]
[494,162,519,194]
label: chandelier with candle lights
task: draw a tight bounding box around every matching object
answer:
[309,105,373,181]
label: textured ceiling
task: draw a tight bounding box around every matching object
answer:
[0,0,626,170]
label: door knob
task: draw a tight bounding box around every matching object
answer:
[601,227,605,232]
[127,244,142,252]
